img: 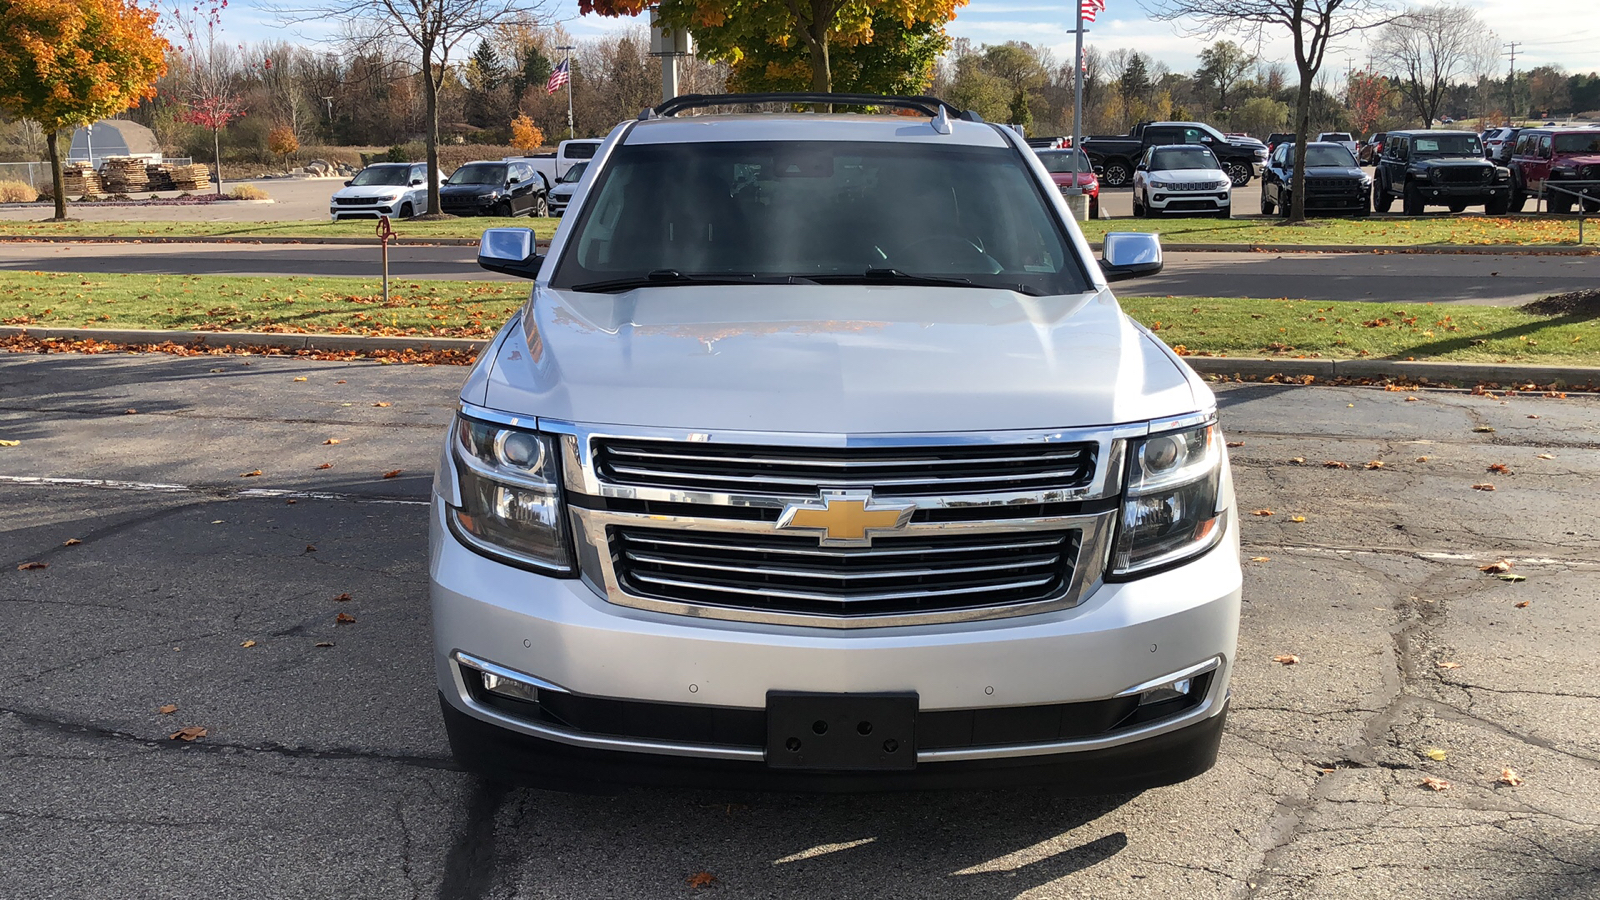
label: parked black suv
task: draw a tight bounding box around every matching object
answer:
[439,160,549,217]
[1374,130,1511,215]
[1260,142,1371,216]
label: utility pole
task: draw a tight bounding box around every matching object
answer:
[1066,3,1088,222]
[1503,41,1520,125]
[557,45,576,140]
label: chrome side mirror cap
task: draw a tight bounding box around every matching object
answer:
[1099,232,1163,282]
[478,227,543,279]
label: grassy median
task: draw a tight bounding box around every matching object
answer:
[0,217,561,241]
[2,272,1598,365]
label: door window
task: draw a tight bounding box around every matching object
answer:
[1537,135,1553,159]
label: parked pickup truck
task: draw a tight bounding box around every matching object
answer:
[430,91,1241,794]
[1084,121,1266,188]
[508,139,603,191]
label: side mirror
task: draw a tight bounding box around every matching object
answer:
[343,180,353,186]
[1099,232,1163,282]
[508,176,522,185]
[477,227,543,280]
[410,178,423,186]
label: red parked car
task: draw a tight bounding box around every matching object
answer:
[1035,148,1101,218]
[1509,127,1600,212]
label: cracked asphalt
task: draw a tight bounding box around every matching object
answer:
[1,353,1597,899]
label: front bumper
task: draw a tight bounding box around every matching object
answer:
[329,200,399,220]
[431,497,1241,790]
[1149,190,1231,214]
[1414,182,1510,200]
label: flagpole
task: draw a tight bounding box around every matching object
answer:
[1070,0,1086,220]
[557,45,575,140]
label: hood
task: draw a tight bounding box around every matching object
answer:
[1300,165,1366,177]
[333,186,406,200]
[550,182,579,198]
[1147,168,1227,182]
[472,285,1202,434]
[441,183,499,196]
[1414,157,1491,168]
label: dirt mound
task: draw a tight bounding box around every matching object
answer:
[1521,289,1600,316]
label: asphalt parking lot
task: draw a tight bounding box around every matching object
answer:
[2,353,1597,899]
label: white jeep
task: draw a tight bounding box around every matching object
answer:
[429,94,1241,792]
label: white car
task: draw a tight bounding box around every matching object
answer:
[431,95,1241,792]
[1317,132,1360,158]
[329,162,431,220]
[1133,145,1233,218]
[546,161,588,216]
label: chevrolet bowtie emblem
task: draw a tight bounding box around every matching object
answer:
[777,490,915,546]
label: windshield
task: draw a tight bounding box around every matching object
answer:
[549,140,1089,296]
[1411,135,1483,157]
[1036,150,1094,174]
[1284,145,1358,167]
[1149,147,1219,170]
[350,166,410,187]
[1553,133,1600,154]
[558,162,589,184]
[446,164,507,186]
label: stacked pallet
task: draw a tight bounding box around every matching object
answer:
[144,164,176,192]
[170,163,212,191]
[101,157,150,193]
[61,164,103,195]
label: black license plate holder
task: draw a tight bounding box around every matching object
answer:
[766,692,917,771]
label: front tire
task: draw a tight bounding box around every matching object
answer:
[532,195,548,217]
[495,201,514,218]
[1447,201,1467,214]
[1548,192,1573,214]
[1101,160,1132,188]
[399,202,414,219]
[1403,182,1426,216]
[1260,195,1275,216]
[1131,193,1144,218]
[1485,194,1510,216]
[1374,179,1394,213]
[1224,162,1252,187]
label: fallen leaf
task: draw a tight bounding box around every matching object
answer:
[1226,441,1245,448]
[293,376,307,382]
[1536,453,1554,460]
[1347,403,1354,408]
[315,641,335,648]
[315,463,332,470]
[1289,456,1306,464]
[1415,456,1430,463]
[333,593,351,602]
[240,639,256,648]
[1498,573,1526,582]
[62,538,82,547]
[1499,768,1524,786]
[1290,515,1307,523]
[1421,776,1452,791]
[1515,600,1531,609]
[336,612,356,624]
[1250,556,1272,562]
[1437,661,1463,669]
[1365,460,1385,469]
[1324,461,1350,469]
[1472,483,1496,491]
[240,469,263,478]
[1479,559,1512,574]
[1487,463,1512,474]
[125,408,137,415]
[305,544,316,553]
[168,726,207,742]
[1272,654,1299,665]
[17,562,47,570]
[322,438,341,445]
[686,872,717,889]
[1425,747,1448,761]
[1473,426,1496,433]
[0,439,19,447]
[372,402,391,408]
[158,704,177,715]
[382,469,403,479]
[285,499,297,505]
[1251,509,1274,517]
[1526,414,1540,419]
[1405,396,1419,402]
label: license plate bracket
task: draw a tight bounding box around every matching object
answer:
[765,692,917,771]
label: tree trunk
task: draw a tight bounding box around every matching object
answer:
[423,43,442,216]
[45,129,67,221]
[807,35,830,94]
[214,127,224,196]
[1289,75,1313,223]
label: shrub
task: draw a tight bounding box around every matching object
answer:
[228,184,270,200]
[0,180,38,203]
[385,144,410,163]
[510,114,544,153]
[267,125,300,164]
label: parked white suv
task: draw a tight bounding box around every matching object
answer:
[1133,145,1233,218]
[431,94,1241,792]
[328,162,431,220]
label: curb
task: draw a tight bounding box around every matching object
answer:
[5,326,1598,386]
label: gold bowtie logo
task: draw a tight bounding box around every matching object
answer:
[777,491,915,545]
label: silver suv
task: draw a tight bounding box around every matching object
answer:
[430,93,1241,791]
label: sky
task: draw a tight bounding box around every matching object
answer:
[227,0,1596,78]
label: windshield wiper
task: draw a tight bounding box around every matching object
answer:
[814,268,1042,296]
[570,270,815,293]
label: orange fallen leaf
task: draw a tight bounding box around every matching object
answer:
[1251,509,1274,517]
[158,704,177,715]
[1487,463,1512,474]
[1405,396,1419,402]
[315,463,332,470]
[336,612,356,624]
[333,593,351,602]
[1365,460,1385,469]
[125,408,138,415]
[686,873,717,889]
[1272,654,1299,665]
[1289,456,1306,464]
[17,562,47,570]
[1499,768,1524,786]
[305,544,316,553]
[1420,776,1451,791]
[322,438,341,445]
[1289,515,1307,523]
[1324,461,1350,469]
[1514,600,1531,609]
[1415,456,1430,462]
[240,639,256,648]
[372,402,391,408]
[1472,483,1496,491]
[382,469,403,479]
[63,538,82,547]
[1526,414,1540,419]
[1480,559,1512,574]
[169,726,207,742]
[1536,453,1554,460]
[1437,661,1462,669]
[1250,556,1271,562]
[292,376,307,382]
[240,469,263,478]
[1226,441,1245,448]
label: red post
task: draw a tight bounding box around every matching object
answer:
[376,215,394,306]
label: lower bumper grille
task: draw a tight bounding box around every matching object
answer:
[610,526,1077,617]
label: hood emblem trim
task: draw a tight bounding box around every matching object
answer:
[777,490,915,546]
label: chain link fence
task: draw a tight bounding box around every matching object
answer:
[0,159,196,194]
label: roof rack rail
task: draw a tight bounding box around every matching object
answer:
[640,93,984,123]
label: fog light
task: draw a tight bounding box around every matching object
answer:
[1137,677,1192,707]
[481,670,540,703]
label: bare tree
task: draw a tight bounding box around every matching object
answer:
[1144,0,1395,222]
[1374,4,1496,128]
[277,0,549,216]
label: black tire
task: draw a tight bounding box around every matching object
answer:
[495,200,514,218]
[1447,201,1467,213]
[1403,182,1426,216]
[1485,194,1510,216]
[1101,160,1132,188]
[1141,192,1160,218]
[1355,190,1372,217]
[532,194,548,217]
[1215,205,1231,219]
[1131,193,1144,218]
[1260,194,1275,216]
[1548,193,1573,214]
[1509,186,1528,213]
[1374,179,1393,213]
[399,202,413,218]
[1224,161,1252,187]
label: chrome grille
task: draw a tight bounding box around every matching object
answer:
[611,526,1078,617]
[591,438,1096,498]
[334,197,383,206]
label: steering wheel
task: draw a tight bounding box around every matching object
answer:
[900,235,1004,275]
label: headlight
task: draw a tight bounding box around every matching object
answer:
[1112,422,1226,576]
[1214,180,1230,190]
[1552,166,1575,176]
[448,416,574,574]
[1495,166,1511,181]
[1415,169,1431,180]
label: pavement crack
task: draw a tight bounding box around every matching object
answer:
[436,779,508,900]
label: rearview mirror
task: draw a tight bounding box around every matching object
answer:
[1099,232,1163,282]
[477,227,543,279]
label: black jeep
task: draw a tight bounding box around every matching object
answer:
[1374,130,1512,215]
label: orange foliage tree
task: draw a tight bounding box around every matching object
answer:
[0,0,169,219]
[579,0,967,95]
[267,124,300,164]
[510,114,544,152]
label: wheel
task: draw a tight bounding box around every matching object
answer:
[1510,185,1528,213]
[1548,193,1573,214]
[1403,182,1426,215]
[1485,194,1510,216]
[1374,179,1393,213]
[1214,205,1231,219]
[399,202,413,218]
[1260,195,1275,216]
[1355,190,1371,217]
[495,200,514,218]
[1101,160,1132,188]
[1089,198,1100,219]
[1131,193,1144,217]
[1224,162,1252,187]
[532,194,548,217]
[1447,201,1467,213]
[1278,192,1293,218]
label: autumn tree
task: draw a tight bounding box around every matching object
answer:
[161,0,247,195]
[267,124,299,164]
[727,12,945,96]
[1373,4,1495,128]
[579,0,968,97]
[1346,70,1386,137]
[509,112,543,151]
[0,0,169,219]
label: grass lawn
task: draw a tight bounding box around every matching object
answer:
[0,216,560,241]
[1079,216,1590,247]
[1121,296,1600,364]
[2,272,1598,365]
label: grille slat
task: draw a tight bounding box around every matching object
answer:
[594,438,1097,498]
[613,527,1077,617]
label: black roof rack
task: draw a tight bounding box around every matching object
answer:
[641,93,984,122]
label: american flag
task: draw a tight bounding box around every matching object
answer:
[546,59,570,95]
[1080,0,1105,22]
